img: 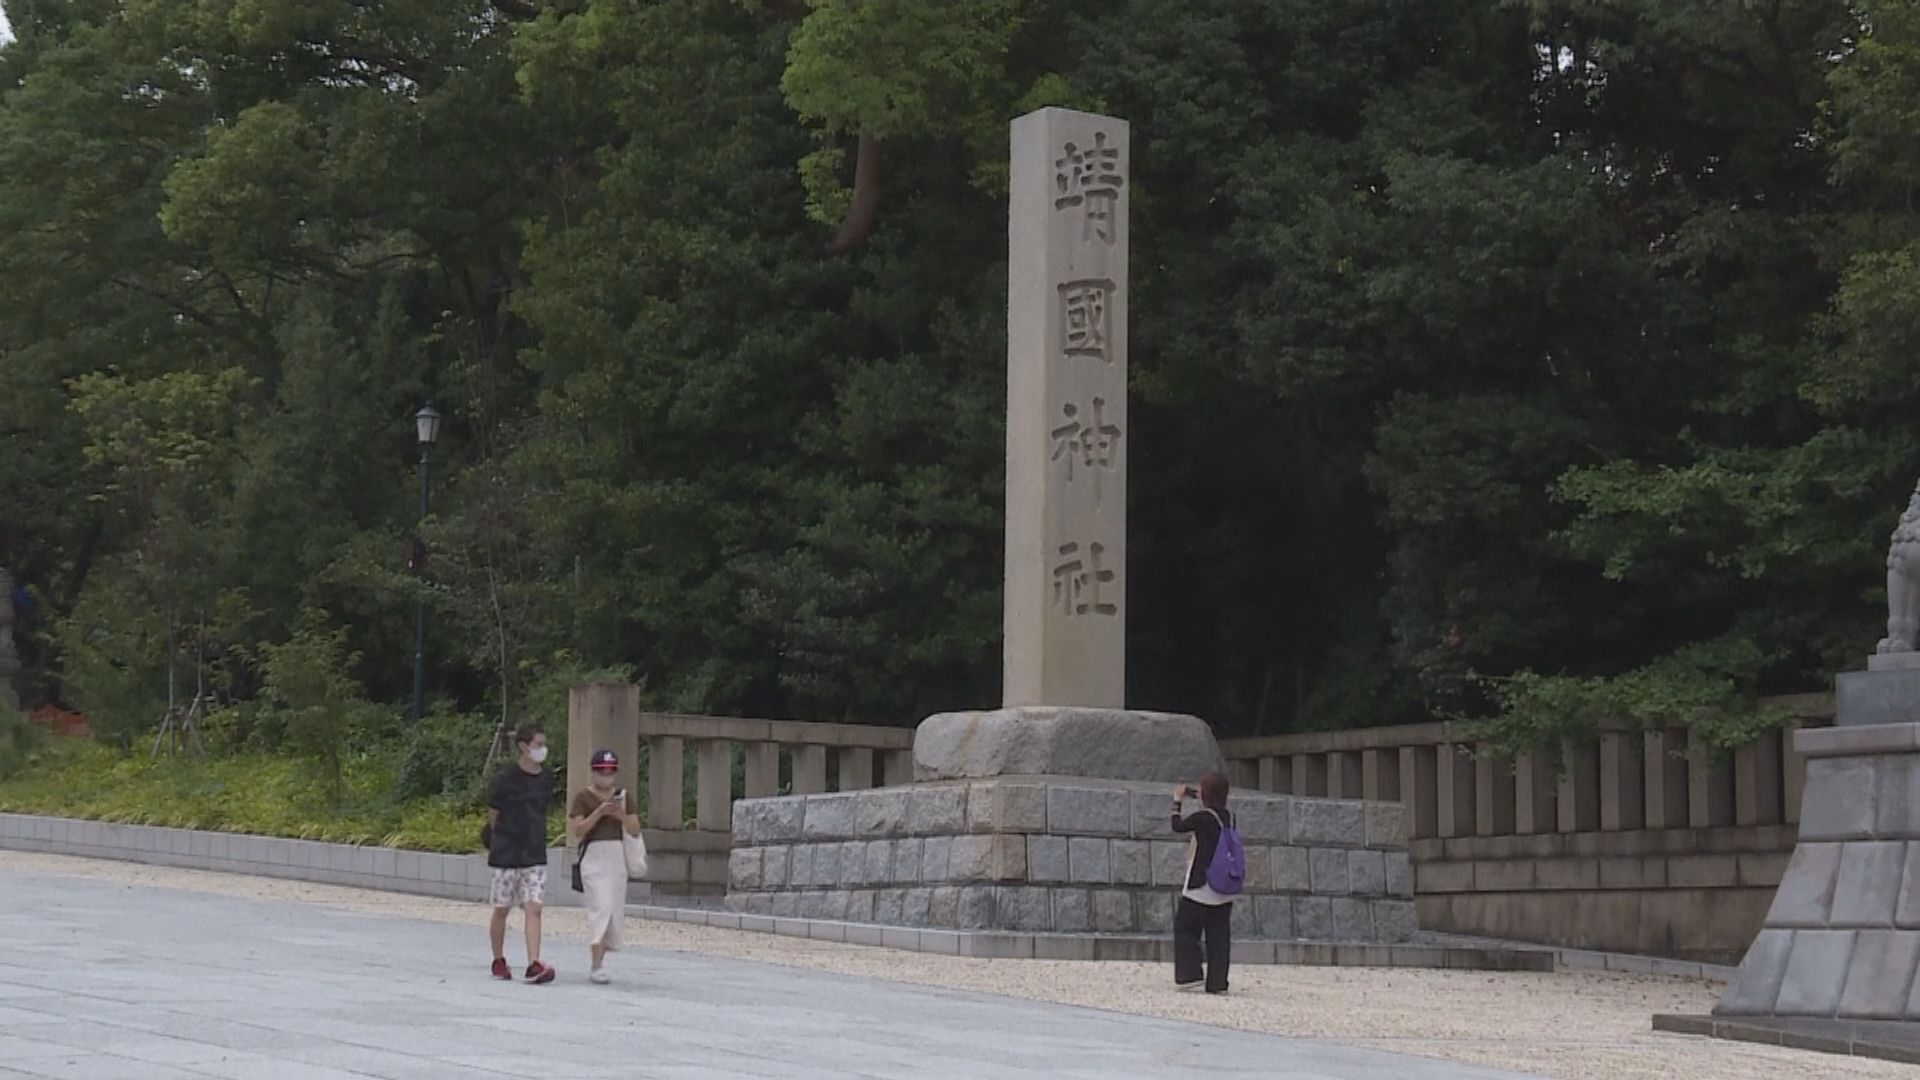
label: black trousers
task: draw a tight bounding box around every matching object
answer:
[1173,897,1231,992]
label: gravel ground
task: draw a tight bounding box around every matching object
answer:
[0,850,1897,1080]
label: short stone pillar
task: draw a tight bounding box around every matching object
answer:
[565,682,640,843]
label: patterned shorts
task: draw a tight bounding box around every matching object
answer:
[489,865,546,909]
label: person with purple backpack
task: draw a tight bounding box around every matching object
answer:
[1171,770,1245,993]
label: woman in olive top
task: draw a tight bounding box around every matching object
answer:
[568,749,641,984]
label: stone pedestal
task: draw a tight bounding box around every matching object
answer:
[1716,720,1920,1019]
[913,707,1222,784]
[727,779,1416,942]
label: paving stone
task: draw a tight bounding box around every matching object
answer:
[803,793,860,840]
[1130,791,1175,839]
[957,885,995,929]
[865,841,895,886]
[736,798,805,844]
[1053,889,1092,932]
[846,889,876,924]
[1241,845,1271,896]
[1231,897,1257,938]
[1028,835,1070,883]
[1069,837,1112,884]
[728,847,764,891]
[1872,755,1920,837]
[1235,797,1290,844]
[1136,892,1176,934]
[1776,930,1859,1015]
[762,847,790,889]
[873,888,905,926]
[1093,889,1135,932]
[907,786,969,834]
[928,886,961,927]
[996,887,1053,932]
[901,887,933,927]
[893,837,925,884]
[1110,839,1152,885]
[1372,900,1418,943]
[1293,799,1366,847]
[1768,842,1844,928]
[1311,848,1351,895]
[1799,758,1878,841]
[856,790,911,838]
[991,834,1028,881]
[1274,846,1311,892]
[1385,851,1414,898]
[1839,929,1920,1018]
[789,844,816,888]
[1138,843,1180,891]
[1295,896,1334,940]
[920,836,953,883]
[948,835,995,881]
[1366,803,1408,848]
[1256,896,1293,939]
[1833,841,1908,927]
[1349,850,1387,897]
[1331,898,1373,942]
[1048,786,1133,836]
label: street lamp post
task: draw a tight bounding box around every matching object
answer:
[410,402,441,723]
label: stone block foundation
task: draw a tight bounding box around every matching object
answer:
[727,779,1416,943]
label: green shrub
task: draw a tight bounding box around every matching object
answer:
[394,705,499,805]
[0,705,48,780]
[259,609,386,800]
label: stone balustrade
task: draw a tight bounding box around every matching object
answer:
[570,683,914,896]
[1219,694,1835,962]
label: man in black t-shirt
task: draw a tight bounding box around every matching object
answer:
[486,724,555,984]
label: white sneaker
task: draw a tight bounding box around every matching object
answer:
[589,969,610,985]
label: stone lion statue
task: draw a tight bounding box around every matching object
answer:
[1880,481,1920,655]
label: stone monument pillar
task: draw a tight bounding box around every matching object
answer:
[723,110,1421,947]
[914,107,1218,784]
[0,568,19,713]
[1712,480,1920,1022]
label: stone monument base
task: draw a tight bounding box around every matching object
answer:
[726,778,1417,942]
[1715,719,1920,1019]
[911,707,1223,783]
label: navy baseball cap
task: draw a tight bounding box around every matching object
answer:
[590,750,620,771]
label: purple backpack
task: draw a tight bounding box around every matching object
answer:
[1203,809,1246,895]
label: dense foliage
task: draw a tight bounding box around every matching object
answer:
[5,0,1920,756]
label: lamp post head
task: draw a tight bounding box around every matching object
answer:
[414,402,442,448]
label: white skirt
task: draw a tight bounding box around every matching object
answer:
[580,838,627,949]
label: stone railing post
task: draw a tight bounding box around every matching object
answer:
[838,747,875,791]
[695,740,734,831]
[1643,729,1689,829]
[1227,758,1257,791]
[1401,745,1439,839]
[1687,738,1736,828]
[1292,753,1328,797]
[1599,731,1644,832]
[1328,751,1363,800]
[1734,728,1784,827]
[1437,742,1477,838]
[1362,749,1400,803]
[791,745,828,795]
[647,734,685,829]
[743,741,781,799]
[1259,755,1289,794]
[1514,750,1555,835]
[1783,720,1808,825]
[1557,739,1600,833]
[1475,753,1516,836]
[882,749,913,787]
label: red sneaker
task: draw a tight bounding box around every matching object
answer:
[491,958,511,980]
[525,962,555,985]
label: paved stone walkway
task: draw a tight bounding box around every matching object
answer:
[0,869,1530,1080]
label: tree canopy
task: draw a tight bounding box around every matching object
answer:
[3,0,1917,748]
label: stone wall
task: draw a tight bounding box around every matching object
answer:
[1411,826,1794,962]
[726,779,1416,942]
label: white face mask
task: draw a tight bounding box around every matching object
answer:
[528,745,549,765]
[592,772,614,788]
